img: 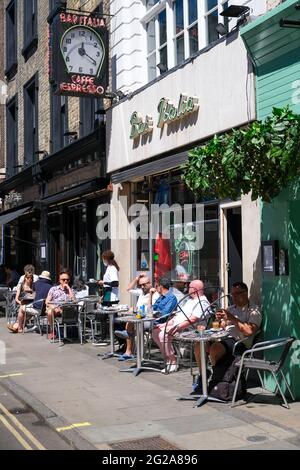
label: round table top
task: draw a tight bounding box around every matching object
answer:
[176,329,230,343]
[115,315,157,323]
[48,300,79,306]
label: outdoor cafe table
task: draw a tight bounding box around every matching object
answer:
[115,315,160,377]
[92,305,129,359]
[176,329,230,408]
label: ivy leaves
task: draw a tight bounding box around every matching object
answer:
[181,107,300,202]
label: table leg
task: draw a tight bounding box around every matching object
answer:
[120,320,161,376]
[99,313,119,360]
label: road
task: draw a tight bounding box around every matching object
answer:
[0,384,72,450]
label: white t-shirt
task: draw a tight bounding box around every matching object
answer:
[173,295,210,327]
[129,288,159,309]
[103,265,119,301]
[226,304,262,346]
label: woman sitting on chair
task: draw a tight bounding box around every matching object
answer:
[7,272,35,333]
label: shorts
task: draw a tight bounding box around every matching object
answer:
[220,337,247,358]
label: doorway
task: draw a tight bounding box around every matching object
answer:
[220,202,243,299]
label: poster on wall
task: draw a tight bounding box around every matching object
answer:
[170,225,197,282]
[48,10,108,98]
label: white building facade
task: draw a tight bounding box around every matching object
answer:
[106,0,271,305]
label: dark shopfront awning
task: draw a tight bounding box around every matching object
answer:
[0,205,32,226]
[41,177,110,206]
[111,151,188,184]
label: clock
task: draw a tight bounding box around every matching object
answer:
[60,25,105,76]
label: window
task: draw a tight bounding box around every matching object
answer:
[144,1,235,82]
[24,75,39,166]
[173,0,198,65]
[5,0,17,78]
[146,5,168,81]
[23,0,38,60]
[145,0,199,80]
[50,93,69,153]
[80,97,103,137]
[6,96,18,177]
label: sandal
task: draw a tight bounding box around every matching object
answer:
[7,324,18,333]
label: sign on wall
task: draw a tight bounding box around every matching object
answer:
[49,11,108,98]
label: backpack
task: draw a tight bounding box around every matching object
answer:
[208,356,246,401]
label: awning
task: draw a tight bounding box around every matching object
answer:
[111,151,188,184]
[0,206,32,226]
[41,177,110,206]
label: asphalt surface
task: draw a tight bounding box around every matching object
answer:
[0,384,72,450]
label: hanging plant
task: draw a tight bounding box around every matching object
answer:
[181,107,300,202]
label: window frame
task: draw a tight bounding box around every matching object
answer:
[24,74,39,167]
[50,92,69,153]
[22,0,38,61]
[5,0,17,79]
[6,95,18,178]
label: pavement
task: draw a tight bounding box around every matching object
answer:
[0,317,300,451]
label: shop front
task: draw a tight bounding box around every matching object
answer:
[241,0,300,398]
[106,33,260,305]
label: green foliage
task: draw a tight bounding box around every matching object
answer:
[181,107,300,202]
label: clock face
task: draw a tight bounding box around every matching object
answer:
[60,26,105,76]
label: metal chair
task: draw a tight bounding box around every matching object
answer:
[0,287,9,318]
[23,300,47,335]
[54,304,82,345]
[231,336,296,409]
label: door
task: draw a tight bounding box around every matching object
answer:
[220,203,243,299]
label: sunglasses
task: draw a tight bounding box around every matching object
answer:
[60,278,70,282]
[139,282,149,287]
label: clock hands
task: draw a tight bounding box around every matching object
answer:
[78,43,97,66]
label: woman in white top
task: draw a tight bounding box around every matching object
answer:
[97,250,119,305]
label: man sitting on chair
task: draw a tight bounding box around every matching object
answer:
[152,280,210,374]
[193,281,261,393]
[46,271,76,340]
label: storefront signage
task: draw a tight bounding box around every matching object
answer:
[157,94,199,129]
[130,112,154,139]
[130,94,199,139]
[49,11,108,98]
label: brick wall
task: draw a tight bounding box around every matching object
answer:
[4,0,107,174]
[0,0,5,175]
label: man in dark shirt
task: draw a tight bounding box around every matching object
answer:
[149,277,177,318]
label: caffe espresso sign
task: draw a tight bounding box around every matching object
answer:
[130,94,199,140]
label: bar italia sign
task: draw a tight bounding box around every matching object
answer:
[130,94,199,140]
[49,11,108,97]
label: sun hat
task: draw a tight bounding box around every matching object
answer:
[39,271,51,281]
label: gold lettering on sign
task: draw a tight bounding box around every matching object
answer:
[130,112,154,140]
[157,94,199,129]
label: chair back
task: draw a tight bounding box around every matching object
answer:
[61,305,79,324]
[273,337,295,372]
[39,299,47,316]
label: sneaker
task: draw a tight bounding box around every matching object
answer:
[48,332,57,340]
[114,330,129,340]
[161,363,179,374]
[24,325,38,333]
[92,340,109,346]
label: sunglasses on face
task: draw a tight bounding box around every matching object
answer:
[60,278,70,282]
[139,282,149,287]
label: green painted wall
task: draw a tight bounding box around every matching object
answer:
[241,0,300,398]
